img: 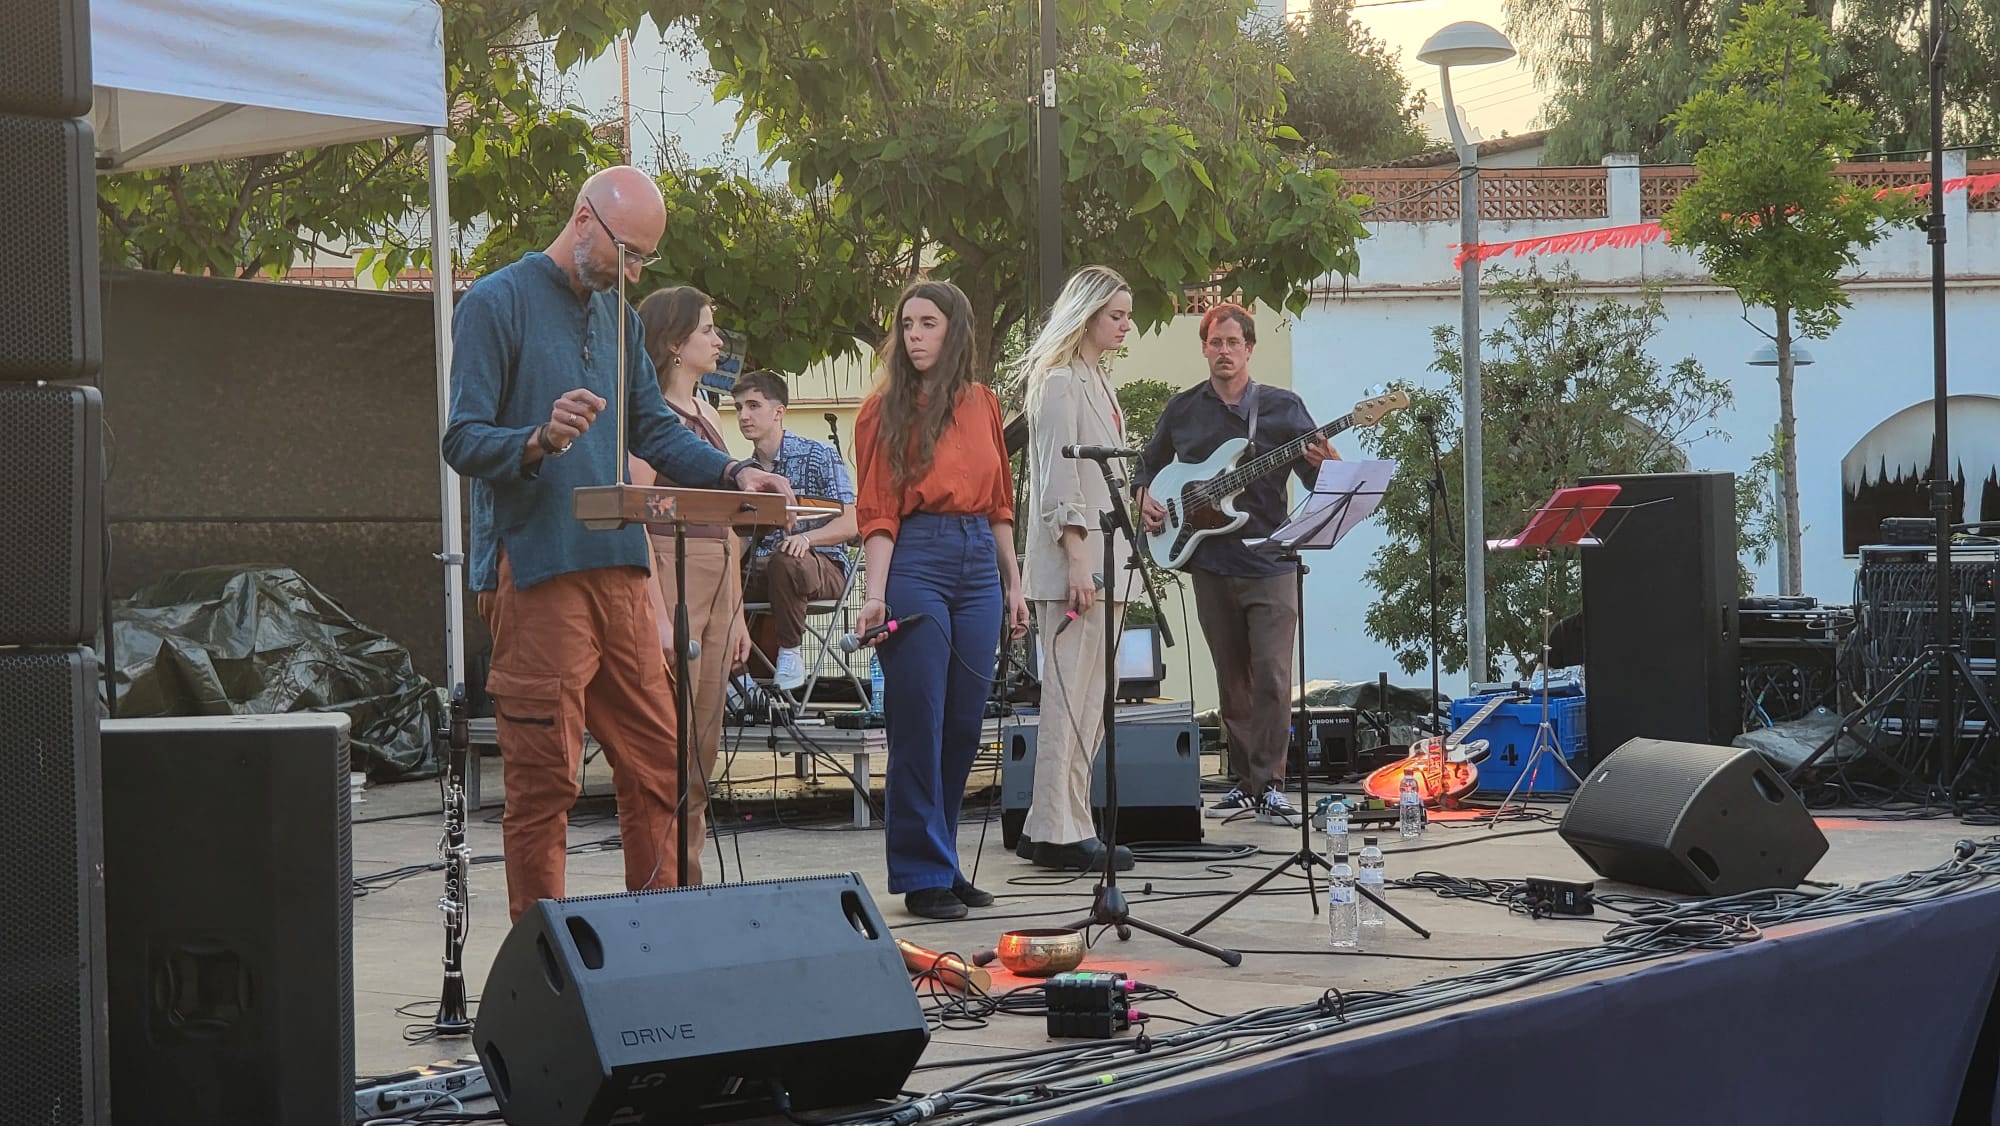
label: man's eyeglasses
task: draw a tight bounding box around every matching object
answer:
[584,197,661,268]
[1205,338,1250,353]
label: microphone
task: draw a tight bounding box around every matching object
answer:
[1054,573,1106,636]
[683,638,701,661]
[1062,444,1142,460]
[838,612,931,653]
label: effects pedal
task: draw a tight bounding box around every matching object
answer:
[1044,971,1138,1039]
[353,1058,490,1118]
[1524,876,1595,916]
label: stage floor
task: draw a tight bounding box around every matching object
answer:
[349,752,1992,1121]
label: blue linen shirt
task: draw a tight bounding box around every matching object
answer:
[443,252,734,592]
[1132,380,1319,578]
[748,431,856,570]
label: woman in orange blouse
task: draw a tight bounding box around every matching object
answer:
[852,279,1030,920]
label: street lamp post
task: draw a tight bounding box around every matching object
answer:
[1418,20,1516,683]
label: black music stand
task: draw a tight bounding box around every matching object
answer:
[1482,485,1635,823]
[1185,460,1428,940]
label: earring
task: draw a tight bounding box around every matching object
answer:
[671,353,680,368]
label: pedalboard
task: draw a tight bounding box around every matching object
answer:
[353,1058,490,1119]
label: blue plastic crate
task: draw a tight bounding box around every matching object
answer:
[1447,692,1589,794]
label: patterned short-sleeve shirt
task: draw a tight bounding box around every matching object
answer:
[752,431,857,569]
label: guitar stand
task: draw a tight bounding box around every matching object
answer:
[1184,479,1429,942]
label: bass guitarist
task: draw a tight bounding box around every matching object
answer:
[1133,302,1334,828]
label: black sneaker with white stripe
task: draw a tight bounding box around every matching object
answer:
[1254,786,1301,827]
[1204,787,1252,819]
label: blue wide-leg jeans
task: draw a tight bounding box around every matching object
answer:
[878,514,1003,894]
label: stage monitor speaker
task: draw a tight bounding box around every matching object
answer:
[0,0,90,117]
[100,713,355,1126]
[0,112,102,381]
[1579,471,1740,759]
[475,873,928,1126]
[0,383,103,645]
[999,718,1203,848]
[0,647,109,1126]
[1559,738,1827,896]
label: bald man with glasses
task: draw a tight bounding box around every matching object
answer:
[444,166,794,919]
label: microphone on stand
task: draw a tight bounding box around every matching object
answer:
[1061,445,1143,460]
[838,612,932,653]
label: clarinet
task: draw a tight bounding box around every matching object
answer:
[433,686,474,1035]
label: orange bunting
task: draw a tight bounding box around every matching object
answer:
[1449,173,2000,268]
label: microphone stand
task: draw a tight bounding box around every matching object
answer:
[1418,412,1454,732]
[1061,451,1240,967]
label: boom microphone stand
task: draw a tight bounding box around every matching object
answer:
[1058,445,1240,966]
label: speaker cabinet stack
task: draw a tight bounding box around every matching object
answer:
[1579,472,1742,759]
[0,2,112,1122]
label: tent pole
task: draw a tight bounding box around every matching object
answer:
[427,128,466,696]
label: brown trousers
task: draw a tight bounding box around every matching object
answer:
[1191,567,1300,793]
[479,552,686,923]
[647,533,742,884]
[743,548,848,648]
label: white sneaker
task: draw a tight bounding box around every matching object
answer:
[1204,787,1252,819]
[773,647,806,691]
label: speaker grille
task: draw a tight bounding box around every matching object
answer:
[0,647,108,1123]
[0,0,90,117]
[0,384,102,644]
[1567,741,1738,848]
[0,113,101,381]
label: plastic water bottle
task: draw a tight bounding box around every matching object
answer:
[868,652,885,716]
[1358,836,1385,930]
[1324,797,1349,864]
[1328,852,1358,948]
[1398,768,1424,841]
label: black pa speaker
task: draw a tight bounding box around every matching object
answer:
[100,714,356,1126]
[0,0,90,117]
[0,112,102,381]
[0,383,103,645]
[1579,471,1741,759]
[475,874,928,1126]
[999,718,1203,848]
[1559,738,1828,896]
[0,647,109,1126]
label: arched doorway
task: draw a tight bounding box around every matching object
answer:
[1840,394,2000,553]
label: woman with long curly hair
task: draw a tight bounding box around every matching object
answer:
[852,280,1030,919]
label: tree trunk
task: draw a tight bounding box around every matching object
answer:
[1776,305,1804,596]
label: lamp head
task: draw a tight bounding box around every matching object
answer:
[1746,342,1815,366]
[1417,21,1517,68]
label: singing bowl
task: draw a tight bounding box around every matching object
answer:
[995,928,1086,977]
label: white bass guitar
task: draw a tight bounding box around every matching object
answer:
[1143,389,1409,570]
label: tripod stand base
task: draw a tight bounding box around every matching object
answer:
[1066,884,1244,967]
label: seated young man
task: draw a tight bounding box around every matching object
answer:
[733,369,859,690]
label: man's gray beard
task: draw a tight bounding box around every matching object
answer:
[572,234,616,292]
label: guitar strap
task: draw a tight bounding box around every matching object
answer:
[1244,381,1262,450]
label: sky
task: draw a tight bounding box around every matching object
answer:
[568,3,1550,174]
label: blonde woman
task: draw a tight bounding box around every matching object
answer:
[1018,266,1141,873]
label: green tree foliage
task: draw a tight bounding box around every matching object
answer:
[637,0,1372,375]
[1358,271,1750,677]
[1662,0,1920,592]
[1266,1,1433,165]
[1507,0,2000,164]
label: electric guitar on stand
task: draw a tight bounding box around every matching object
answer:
[1364,691,1515,808]
[1143,389,1409,570]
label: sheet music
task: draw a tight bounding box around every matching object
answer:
[1259,459,1397,548]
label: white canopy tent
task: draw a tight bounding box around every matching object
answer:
[89,0,469,695]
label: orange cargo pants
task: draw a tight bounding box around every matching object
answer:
[479,551,685,922]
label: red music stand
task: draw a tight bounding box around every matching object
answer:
[1482,484,1630,824]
